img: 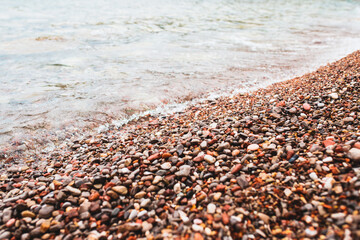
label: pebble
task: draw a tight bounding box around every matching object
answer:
[66,186,81,196]
[204,155,215,164]
[2,208,12,222]
[213,192,222,201]
[200,141,207,149]
[348,148,360,161]
[161,162,172,170]
[258,213,270,224]
[0,232,11,240]
[134,191,146,199]
[309,172,318,181]
[303,103,311,111]
[128,209,138,220]
[176,165,191,177]
[284,188,292,197]
[6,218,16,228]
[152,175,162,184]
[192,224,204,232]
[207,203,216,214]
[112,186,128,195]
[174,183,181,194]
[247,144,259,151]
[323,157,333,163]
[305,227,318,237]
[329,92,339,99]
[38,205,54,219]
[140,199,151,208]
[21,210,36,218]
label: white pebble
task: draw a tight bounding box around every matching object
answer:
[207,203,216,214]
[309,172,318,180]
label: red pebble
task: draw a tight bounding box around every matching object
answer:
[231,164,242,174]
[193,155,204,162]
[215,184,226,192]
[89,192,100,201]
[222,212,230,225]
[354,142,360,149]
[303,103,311,111]
[104,182,115,189]
[276,101,286,107]
[147,153,161,161]
[162,152,172,158]
[6,218,16,228]
[323,139,335,147]
[286,150,295,160]
[334,145,344,153]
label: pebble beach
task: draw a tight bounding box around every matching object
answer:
[0,50,360,239]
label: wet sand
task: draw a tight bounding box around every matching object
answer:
[0,51,359,239]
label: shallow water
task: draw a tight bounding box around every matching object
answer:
[1,0,360,148]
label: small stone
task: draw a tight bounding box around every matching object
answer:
[39,205,54,219]
[331,212,345,220]
[303,103,311,111]
[2,208,12,222]
[66,186,81,196]
[323,139,335,147]
[247,144,259,151]
[204,155,215,164]
[112,186,128,195]
[174,183,181,194]
[176,165,191,177]
[152,176,162,184]
[107,190,119,199]
[231,164,242,174]
[192,224,204,232]
[40,220,51,233]
[161,162,171,170]
[309,172,318,181]
[142,221,153,232]
[284,188,292,197]
[305,227,318,237]
[140,199,152,208]
[348,148,360,161]
[6,218,16,228]
[118,223,142,232]
[147,153,161,161]
[343,117,354,123]
[178,210,190,223]
[200,141,207,149]
[128,209,138,220]
[324,177,333,190]
[134,191,146,199]
[213,192,222,201]
[323,157,333,163]
[232,149,240,156]
[207,203,216,214]
[289,107,297,113]
[89,192,100,201]
[0,232,11,240]
[333,185,343,194]
[80,212,91,220]
[258,213,270,224]
[329,92,338,99]
[22,210,36,218]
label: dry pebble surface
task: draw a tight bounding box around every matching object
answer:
[0,51,360,240]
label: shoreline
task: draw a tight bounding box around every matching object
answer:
[0,51,359,239]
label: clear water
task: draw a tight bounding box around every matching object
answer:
[1,0,360,148]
